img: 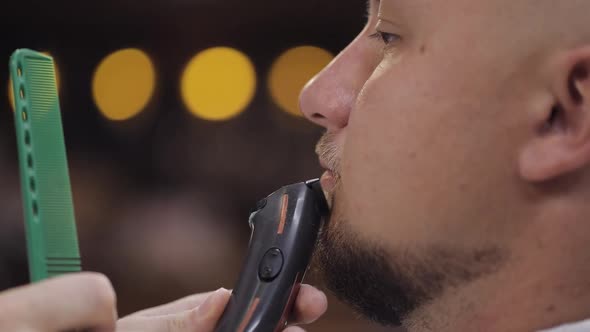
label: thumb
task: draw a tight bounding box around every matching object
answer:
[181,288,231,331]
[117,288,231,332]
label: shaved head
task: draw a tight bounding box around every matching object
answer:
[303,0,590,331]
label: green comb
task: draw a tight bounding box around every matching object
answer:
[9,49,81,282]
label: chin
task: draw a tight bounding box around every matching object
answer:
[314,197,508,328]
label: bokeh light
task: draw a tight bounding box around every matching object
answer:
[181,47,256,121]
[8,52,60,112]
[92,48,156,121]
[269,46,334,117]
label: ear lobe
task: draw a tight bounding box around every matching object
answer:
[519,48,590,183]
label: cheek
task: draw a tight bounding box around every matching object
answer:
[340,67,448,245]
[337,56,522,248]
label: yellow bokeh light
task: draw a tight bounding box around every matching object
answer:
[269,46,334,117]
[9,52,60,112]
[92,48,155,121]
[181,47,256,121]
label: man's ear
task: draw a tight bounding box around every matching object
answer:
[520,46,590,182]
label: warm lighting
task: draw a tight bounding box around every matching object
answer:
[181,47,256,121]
[92,48,155,121]
[269,46,334,117]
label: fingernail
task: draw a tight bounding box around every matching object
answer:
[197,288,227,318]
[315,290,327,303]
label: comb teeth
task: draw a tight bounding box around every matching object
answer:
[46,257,82,278]
[11,49,81,281]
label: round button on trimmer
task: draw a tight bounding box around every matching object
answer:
[258,248,284,282]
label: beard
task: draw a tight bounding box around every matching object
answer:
[313,193,507,327]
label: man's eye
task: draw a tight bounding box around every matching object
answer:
[368,31,401,47]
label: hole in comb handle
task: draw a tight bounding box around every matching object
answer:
[27,154,33,168]
[24,131,30,146]
[22,108,28,122]
[29,177,36,192]
[17,62,23,77]
[32,201,38,216]
[19,86,25,99]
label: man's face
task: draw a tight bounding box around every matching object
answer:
[302,0,546,325]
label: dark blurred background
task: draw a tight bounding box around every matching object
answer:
[0,1,393,331]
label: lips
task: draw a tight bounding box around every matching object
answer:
[320,170,337,192]
[319,171,336,209]
[315,132,340,207]
[318,159,338,208]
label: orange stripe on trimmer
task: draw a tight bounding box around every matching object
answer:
[277,194,289,234]
[237,297,261,332]
[274,272,302,332]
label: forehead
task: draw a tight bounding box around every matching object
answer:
[377,0,528,22]
[377,0,542,46]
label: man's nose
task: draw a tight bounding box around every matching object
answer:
[299,52,354,131]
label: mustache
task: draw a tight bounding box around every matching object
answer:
[315,132,341,177]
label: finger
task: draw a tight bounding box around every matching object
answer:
[283,327,306,332]
[117,288,231,332]
[129,289,228,317]
[290,284,328,325]
[0,272,117,331]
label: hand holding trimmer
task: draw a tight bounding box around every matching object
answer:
[214,179,328,332]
